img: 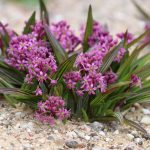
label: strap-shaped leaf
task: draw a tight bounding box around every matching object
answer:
[132,0,150,20]
[118,41,150,79]
[124,117,147,133]
[82,109,89,122]
[23,11,36,34]
[83,5,93,52]
[0,22,10,55]
[39,0,49,25]
[100,41,124,73]
[44,24,68,64]
[52,54,77,82]
[127,29,150,49]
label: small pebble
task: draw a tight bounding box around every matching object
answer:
[92,146,106,150]
[113,130,119,135]
[142,134,150,140]
[127,134,134,141]
[142,108,150,115]
[134,138,143,145]
[65,140,78,148]
[141,116,150,125]
[99,131,105,136]
[90,122,104,131]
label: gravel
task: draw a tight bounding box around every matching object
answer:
[0,0,150,149]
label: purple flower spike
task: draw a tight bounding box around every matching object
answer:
[50,20,80,52]
[104,70,118,84]
[35,96,70,125]
[130,74,142,88]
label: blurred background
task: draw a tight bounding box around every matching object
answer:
[0,0,150,34]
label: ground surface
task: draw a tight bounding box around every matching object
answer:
[0,0,150,150]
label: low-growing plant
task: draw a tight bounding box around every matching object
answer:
[0,0,150,132]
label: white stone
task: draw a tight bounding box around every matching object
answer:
[105,138,110,142]
[127,134,134,141]
[22,122,34,131]
[99,131,105,136]
[66,131,77,138]
[15,112,26,119]
[141,116,150,125]
[134,138,143,145]
[76,131,85,139]
[90,121,104,131]
[113,130,119,135]
[53,129,59,134]
[84,135,90,140]
[92,146,106,150]
[142,108,150,115]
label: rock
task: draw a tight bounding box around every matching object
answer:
[90,132,97,137]
[142,108,150,115]
[142,134,150,140]
[65,140,78,148]
[92,146,106,150]
[99,131,105,136]
[47,136,54,140]
[141,116,150,125]
[131,130,138,138]
[124,144,135,150]
[127,134,134,141]
[130,107,135,112]
[113,130,119,135]
[134,138,143,145]
[15,112,26,119]
[84,135,90,140]
[76,131,85,139]
[90,121,104,131]
[66,131,77,138]
[22,122,34,131]
[105,138,110,142]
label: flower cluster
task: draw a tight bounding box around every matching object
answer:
[35,96,70,125]
[31,21,80,52]
[64,48,109,95]
[114,32,134,63]
[130,74,142,88]
[50,20,80,52]
[6,33,57,95]
[104,70,118,84]
[63,21,124,95]
[75,49,104,72]
[87,21,118,49]
[31,21,45,40]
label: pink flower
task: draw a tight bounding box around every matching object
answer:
[34,96,70,125]
[35,87,42,96]
[130,74,142,88]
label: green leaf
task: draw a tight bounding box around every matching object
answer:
[106,111,124,123]
[90,93,107,107]
[39,0,49,25]
[44,24,68,64]
[0,22,10,55]
[82,108,89,122]
[100,41,124,73]
[132,0,150,20]
[118,42,150,79]
[83,5,93,52]
[127,29,150,49]
[124,117,147,133]
[0,61,24,86]
[23,11,36,34]
[52,54,77,82]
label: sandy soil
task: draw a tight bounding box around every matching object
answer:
[0,0,150,149]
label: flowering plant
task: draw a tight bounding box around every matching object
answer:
[0,0,150,132]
